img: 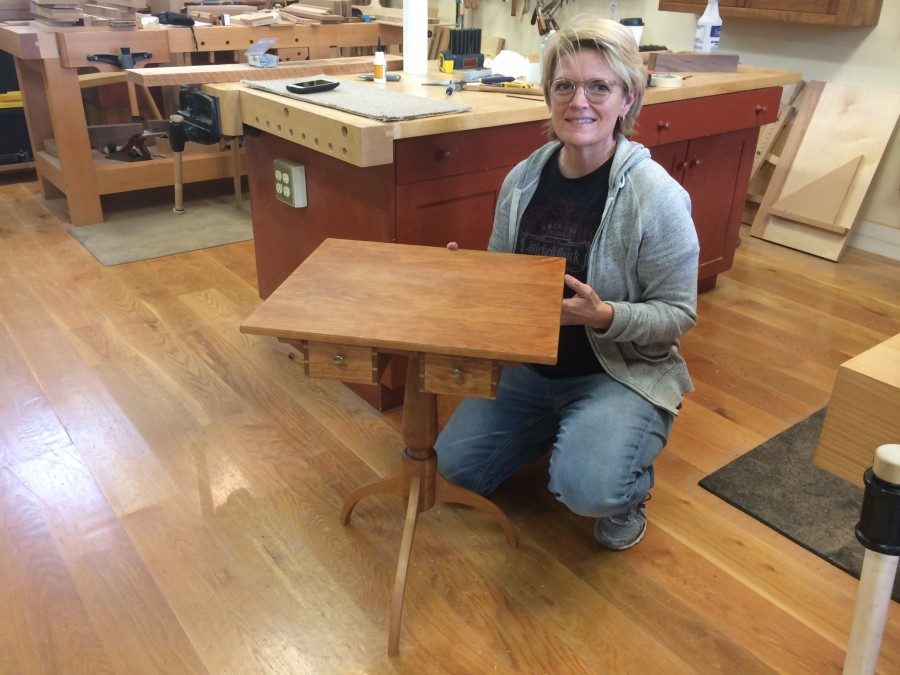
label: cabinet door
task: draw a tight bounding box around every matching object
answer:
[649,140,689,182]
[395,166,513,249]
[650,128,756,288]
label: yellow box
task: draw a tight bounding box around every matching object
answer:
[0,91,23,109]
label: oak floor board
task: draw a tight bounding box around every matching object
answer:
[0,321,73,469]
[671,382,788,448]
[679,349,823,423]
[0,467,115,674]
[697,278,890,366]
[70,546,210,675]
[722,261,900,341]
[580,529,845,674]
[649,463,893,658]
[665,400,771,475]
[16,321,183,517]
[122,496,332,675]
[689,304,840,392]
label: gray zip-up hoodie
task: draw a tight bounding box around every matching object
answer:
[488,136,700,415]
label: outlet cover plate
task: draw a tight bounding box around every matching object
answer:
[274,158,307,208]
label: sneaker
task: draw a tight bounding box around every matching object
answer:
[594,500,647,550]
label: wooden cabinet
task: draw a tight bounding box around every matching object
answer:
[658,0,883,26]
[633,86,780,291]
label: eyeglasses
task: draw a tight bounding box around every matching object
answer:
[548,78,622,103]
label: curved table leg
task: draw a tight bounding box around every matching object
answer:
[340,470,406,525]
[435,472,517,548]
[345,353,518,655]
[388,476,421,657]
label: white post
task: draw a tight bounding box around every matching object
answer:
[402,1,428,75]
[843,444,900,675]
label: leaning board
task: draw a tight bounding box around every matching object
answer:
[749,81,900,261]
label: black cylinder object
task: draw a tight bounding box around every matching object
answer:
[168,114,186,153]
[856,468,900,555]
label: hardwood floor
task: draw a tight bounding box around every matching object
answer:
[2,173,899,674]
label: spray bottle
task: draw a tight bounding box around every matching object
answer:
[693,0,722,54]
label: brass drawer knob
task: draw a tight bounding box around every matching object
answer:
[450,368,463,379]
[332,354,345,365]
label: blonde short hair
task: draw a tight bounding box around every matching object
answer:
[541,17,647,138]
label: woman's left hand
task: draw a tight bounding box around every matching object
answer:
[561,274,613,329]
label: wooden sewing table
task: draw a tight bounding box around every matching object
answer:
[240,238,564,655]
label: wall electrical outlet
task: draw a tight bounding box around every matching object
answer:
[273,158,307,208]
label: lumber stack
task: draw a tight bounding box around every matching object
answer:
[279,3,347,24]
[1,0,31,21]
[186,4,263,25]
[229,9,283,26]
[30,0,144,27]
[29,0,84,26]
[81,0,144,28]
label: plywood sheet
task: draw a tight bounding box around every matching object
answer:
[750,81,900,261]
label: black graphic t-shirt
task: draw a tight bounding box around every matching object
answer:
[516,149,612,377]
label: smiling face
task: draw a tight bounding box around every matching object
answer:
[550,50,636,176]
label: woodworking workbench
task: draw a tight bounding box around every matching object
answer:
[207,62,800,410]
[0,21,402,225]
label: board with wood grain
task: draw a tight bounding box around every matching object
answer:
[749,80,900,261]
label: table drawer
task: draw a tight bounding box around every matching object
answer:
[305,342,387,384]
[633,87,781,147]
[420,354,500,398]
[394,121,546,185]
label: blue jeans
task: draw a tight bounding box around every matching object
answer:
[435,364,674,518]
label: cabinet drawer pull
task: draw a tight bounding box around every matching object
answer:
[689,157,702,168]
[436,149,452,161]
[755,104,769,114]
[332,354,345,365]
[657,121,671,131]
[450,368,464,379]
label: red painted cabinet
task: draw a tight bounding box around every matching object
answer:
[633,87,780,291]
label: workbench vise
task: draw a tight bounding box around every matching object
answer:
[168,86,222,149]
[87,46,152,70]
[168,87,223,215]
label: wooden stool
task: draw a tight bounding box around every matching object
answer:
[814,334,900,487]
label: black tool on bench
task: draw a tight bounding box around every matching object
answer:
[86,47,153,122]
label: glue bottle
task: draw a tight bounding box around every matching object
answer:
[693,0,722,54]
[373,36,386,84]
